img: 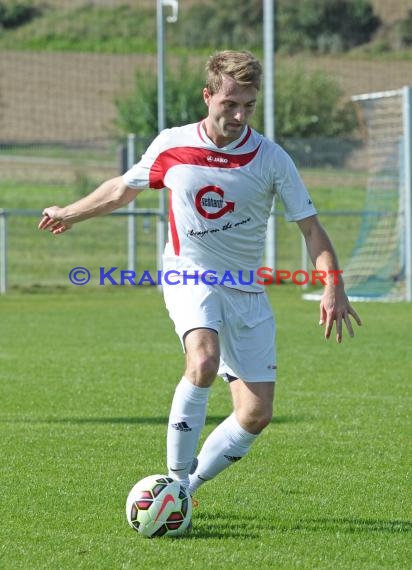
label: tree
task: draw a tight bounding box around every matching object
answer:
[277,0,381,53]
[396,9,412,47]
[115,62,205,137]
[0,0,41,29]
[174,0,263,50]
[273,64,357,138]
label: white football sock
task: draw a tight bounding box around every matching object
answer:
[189,412,258,494]
[167,376,210,489]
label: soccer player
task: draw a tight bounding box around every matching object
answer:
[39,50,361,497]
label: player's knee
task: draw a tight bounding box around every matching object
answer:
[185,354,219,385]
[238,408,273,434]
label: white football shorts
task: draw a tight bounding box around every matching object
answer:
[163,281,276,382]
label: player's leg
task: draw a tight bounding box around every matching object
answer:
[229,378,275,433]
[188,287,276,494]
[163,276,223,489]
[188,380,274,493]
[184,327,220,387]
[167,328,219,489]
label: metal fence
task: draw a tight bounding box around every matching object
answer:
[0,205,369,294]
[0,207,163,293]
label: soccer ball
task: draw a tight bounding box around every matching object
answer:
[125,474,192,538]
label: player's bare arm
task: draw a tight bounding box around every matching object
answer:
[297,215,362,343]
[38,176,140,235]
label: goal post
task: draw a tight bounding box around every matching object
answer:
[403,86,412,302]
[304,86,412,302]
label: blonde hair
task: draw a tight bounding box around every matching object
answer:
[205,50,262,95]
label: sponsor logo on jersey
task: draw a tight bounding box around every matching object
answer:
[195,186,235,219]
[206,155,229,164]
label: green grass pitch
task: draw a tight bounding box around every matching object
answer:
[0,285,410,569]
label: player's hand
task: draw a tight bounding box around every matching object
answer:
[38,206,72,235]
[319,287,362,343]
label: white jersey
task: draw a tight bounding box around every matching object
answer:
[123,121,317,292]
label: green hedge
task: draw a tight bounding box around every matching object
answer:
[115,62,357,140]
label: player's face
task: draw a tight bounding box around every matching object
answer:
[203,75,258,147]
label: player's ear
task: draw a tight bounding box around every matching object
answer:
[203,87,211,107]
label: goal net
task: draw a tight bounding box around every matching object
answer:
[342,87,412,301]
[304,86,412,302]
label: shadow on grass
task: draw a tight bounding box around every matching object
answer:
[0,414,309,426]
[187,513,412,539]
[279,517,412,534]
